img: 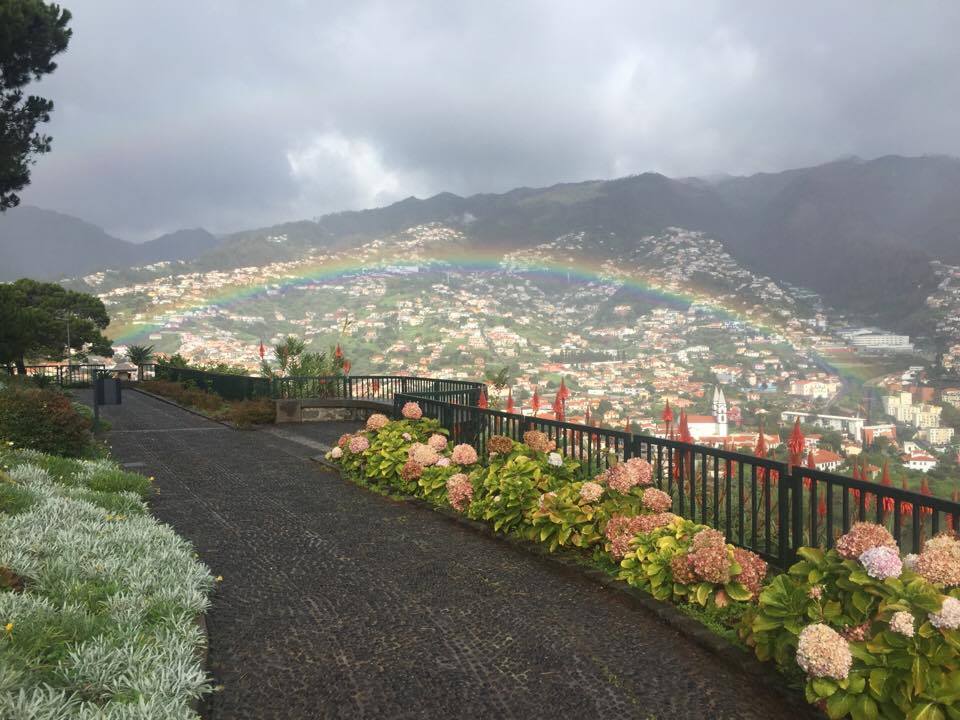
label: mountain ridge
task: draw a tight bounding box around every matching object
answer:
[4,154,959,329]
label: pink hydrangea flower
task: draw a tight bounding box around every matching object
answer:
[635,512,678,534]
[436,457,452,468]
[523,430,552,453]
[450,444,478,466]
[688,543,732,584]
[914,535,960,587]
[337,433,352,448]
[796,624,853,680]
[579,481,603,503]
[732,548,767,596]
[427,434,448,452]
[401,402,423,420]
[400,460,424,481]
[446,473,473,512]
[402,432,412,441]
[929,596,960,631]
[692,528,726,551]
[858,546,903,580]
[889,611,915,638]
[348,435,369,454]
[642,487,672,513]
[808,585,824,600]
[604,464,637,494]
[835,522,897,560]
[625,457,654,486]
[366,413,390,431]
[408,443,440,466]
[329,446,343,460]
[670,554,697,585]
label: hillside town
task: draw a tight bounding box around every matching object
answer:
[63,224,957,495]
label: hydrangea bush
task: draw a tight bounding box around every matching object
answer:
[740,522,960,719]
[326,405,960,719]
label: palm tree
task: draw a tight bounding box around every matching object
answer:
[125,344,154,381]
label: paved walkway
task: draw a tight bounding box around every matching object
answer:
[92,390,806,719]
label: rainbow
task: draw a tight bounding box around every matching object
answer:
[106,243,893,385]
[108,245,779,345]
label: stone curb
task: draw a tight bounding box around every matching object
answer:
[310,454,823,718]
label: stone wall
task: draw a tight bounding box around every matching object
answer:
[274,399,388,423]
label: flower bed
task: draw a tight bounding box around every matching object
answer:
[0,445,214,717]
[327,402,960,720]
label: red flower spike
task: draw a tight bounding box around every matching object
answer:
[753,420,767,458]
[531,387,541,415]
[552,393,564,422]
[661,400,674,426]
[678,411,693,444]
[787,418,805,467]
[258,339,266,360]
[334,343,343,360]
[477,388,488,409]
[342,359,351,375]
[558,377,570,401]
[921,479,933,515]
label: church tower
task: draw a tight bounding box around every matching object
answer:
[713,385,728,436]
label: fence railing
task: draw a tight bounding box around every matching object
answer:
[394,393,960,567]
[139,365,485,406]
[272,374,483,406]
[147,364,272,401]
[11,364,106,386]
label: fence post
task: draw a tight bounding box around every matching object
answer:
[778,464,795,567]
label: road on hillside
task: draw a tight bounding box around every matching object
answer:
[89,389,811,720]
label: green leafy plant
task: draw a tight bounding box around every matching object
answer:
[0,383,92,457]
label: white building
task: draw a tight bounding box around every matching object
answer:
[781,411,865,439]
[902,451,937,473]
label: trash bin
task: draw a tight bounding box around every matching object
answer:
[95,377,122,405]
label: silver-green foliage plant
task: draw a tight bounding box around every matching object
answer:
[0,451,214,718]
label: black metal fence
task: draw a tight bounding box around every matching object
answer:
[139,366,484,406]
[149,364,272,401]
[273,375,483,406]
[394,393,960,567]
[10,364,106,386]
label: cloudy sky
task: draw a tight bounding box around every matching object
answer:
[20,1,960,240]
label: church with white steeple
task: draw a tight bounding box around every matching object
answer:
[687,385,728,439]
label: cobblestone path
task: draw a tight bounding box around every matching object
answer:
[96,390,805,720]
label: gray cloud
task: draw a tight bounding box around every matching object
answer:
[18,0,960,240]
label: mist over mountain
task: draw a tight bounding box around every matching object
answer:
[0,207,220,280]
[4,155,959,328]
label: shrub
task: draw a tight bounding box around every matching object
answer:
[618,517,762,607]
[739,525,960,719]
[221,398,275,428]
[0,384,92,457]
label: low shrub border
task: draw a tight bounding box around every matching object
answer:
[0,443,215,717]
[135,380,275,429]
[324,403,960,720]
